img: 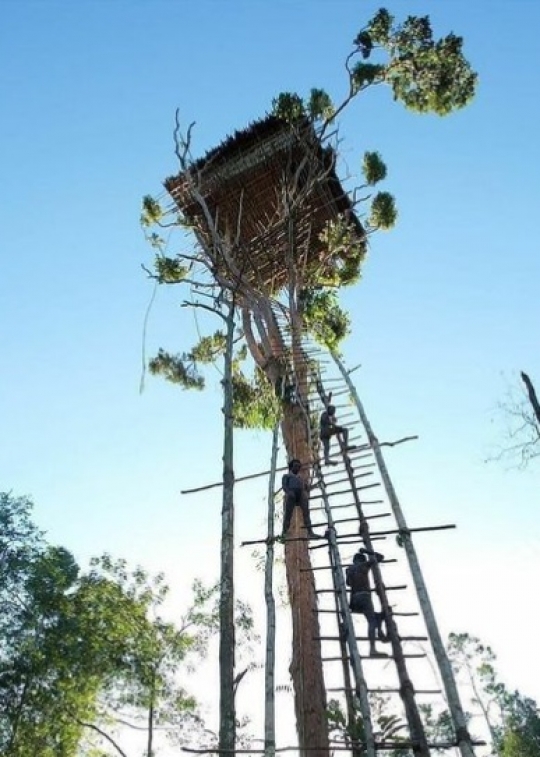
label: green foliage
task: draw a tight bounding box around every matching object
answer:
[325,698,347,731]
[271,92,306,123]
[499,694,540,756]
[149,333,280,429]
[148,348,205,390]
[0,494,239,756]
[362,151,387,185]
[499,704,540,757]
[191,331,227,363]
[272,89,334,125]
[141,195,164,226]
[351,62,385,92]
[232,367,280,430]
[369,191,398,230]
[367,8,393,45]
[307,88,335,121]
[448,632,540,755]
[154,255,190,284]
[300,289,351,351]
[353,30,374,59]
[418,704,457,754]
[362,9,478,116]
[318,215,367,284]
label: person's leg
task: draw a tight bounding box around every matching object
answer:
[363,596,387,657]
[321,435,331,464]
[300,492,321,538]
[376,611,388,642]
[282,493,296,536]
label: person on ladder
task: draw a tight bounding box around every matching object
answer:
[346,548,389,657]
[281,459,322,540]
[319,404,355,465]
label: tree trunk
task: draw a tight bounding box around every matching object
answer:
[281,401,329,757]
[242,296,329,754]
[219,299,236,755]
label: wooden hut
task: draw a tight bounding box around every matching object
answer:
[165,116,364,295]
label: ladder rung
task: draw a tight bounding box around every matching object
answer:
[300,558,397,572]
[311,513,391,528]
[322,653,427,662]
[311,481,374,500]
[315,585,407,594]
[309,535,387,550]
[328,687,441,695]
[315,636,428,642]
[329,500,384,510]
[393,612,420,617]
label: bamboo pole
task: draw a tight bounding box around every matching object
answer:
[219,297,236,755]
[331,350,476,757]
[264,424,280,757]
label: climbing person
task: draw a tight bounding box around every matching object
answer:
[319,404,354,465]
[346,548,389,657]
[281,459,322,539]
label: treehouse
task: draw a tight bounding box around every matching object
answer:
[165,115,365,295]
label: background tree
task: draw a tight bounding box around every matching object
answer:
[142,8,476,754]
[448,632,540,756]
[0,491,251,757]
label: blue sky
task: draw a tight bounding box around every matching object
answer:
[1,0,539,749]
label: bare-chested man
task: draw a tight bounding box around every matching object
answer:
[319,404,354,465]
[346,548,389,657]
[281,459,322,540]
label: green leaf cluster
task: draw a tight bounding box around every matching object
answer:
[232,367,280,430]
[154,255,190,284]
[357,8,478,116]
[369,191,398,230]
[271,88,335,124]
[149,347,205,390]
[149,332,280,429]
[351,62,385,92]
[362,151,387,186]
[316,215,367,288]
[141,195,164,227]
[300,289,351,352]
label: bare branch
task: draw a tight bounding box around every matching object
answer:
[181,301,226,322]
[73,717,129,757]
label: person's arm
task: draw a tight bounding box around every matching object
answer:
[359,547,384,564]
[282,474,290,493]
[345,566,352,587]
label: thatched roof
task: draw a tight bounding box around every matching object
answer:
[165,115,364,294]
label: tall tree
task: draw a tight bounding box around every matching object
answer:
[142,8,476,753]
